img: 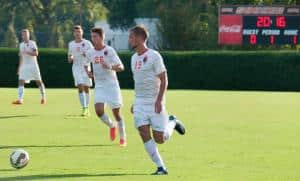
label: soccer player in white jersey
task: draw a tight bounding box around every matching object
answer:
[129,25,186,175]
[85,28,127,146]
[68,25,93,116]
[12,29,46,105]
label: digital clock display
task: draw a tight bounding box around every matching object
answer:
[219,6,300,45]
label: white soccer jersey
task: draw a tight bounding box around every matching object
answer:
[131,49,167,105]
[68,39,93,66]
[86,46,123,88]
[19,40,42,81]
[19,40,38,65]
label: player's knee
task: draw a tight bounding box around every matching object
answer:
[154,136,164,144]
[95,109,105,117]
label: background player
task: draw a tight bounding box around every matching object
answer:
[13,29,46,105]
[85,28,127,146]
[129,25,186,175]
[68,25,93,116]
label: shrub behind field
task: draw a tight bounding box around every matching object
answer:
[1,48,300,91]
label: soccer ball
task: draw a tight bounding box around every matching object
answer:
[10,149,30,169]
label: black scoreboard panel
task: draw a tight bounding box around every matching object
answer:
[242,16,300,45]
[219,6,300,45]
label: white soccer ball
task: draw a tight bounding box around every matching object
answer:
[10,149,30,169]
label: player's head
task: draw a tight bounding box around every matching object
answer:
[73,25,83,40]
[129,25,149,49]
[21,29,30,42]
[91,27,105,46]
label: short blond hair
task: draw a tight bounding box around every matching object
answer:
[21,29,29,33]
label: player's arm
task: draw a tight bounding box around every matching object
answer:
[155,72,168,113]
[67,43,73,63]
[102,48,124,72]
[84,51,93,78]
[25,49,38,56]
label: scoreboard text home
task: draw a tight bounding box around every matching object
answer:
[218,5,300,45]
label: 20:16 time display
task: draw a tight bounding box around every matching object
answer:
[256,16,286,28]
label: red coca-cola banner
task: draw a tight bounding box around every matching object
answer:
[219,15,243,45]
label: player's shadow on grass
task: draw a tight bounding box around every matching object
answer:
[0,115,37,120]
[0,173,148,180]
[0,144,112,150]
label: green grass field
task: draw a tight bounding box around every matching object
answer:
[1,88,300,181]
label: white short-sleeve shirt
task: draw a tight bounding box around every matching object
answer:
[131,49,167,104]
[19,40,38,65]
[68,39,93,66]
[86,45,123,88]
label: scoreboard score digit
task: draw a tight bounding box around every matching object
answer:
[219,6,300,45]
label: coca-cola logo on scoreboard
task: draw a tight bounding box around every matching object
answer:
[219,15,243,45]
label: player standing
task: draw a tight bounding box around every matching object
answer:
[12,29,46,105]
[85,28,127,146]
[68,25,93,116]
[129,25,186,175]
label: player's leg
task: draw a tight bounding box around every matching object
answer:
[112,107,127,146]
[83,85,90,109]
[138,125,167,175]
[152,109,186,143]
[95,103,116,141]
[77,84,87,116]
[35,80,46,104]
[13,79,25,104]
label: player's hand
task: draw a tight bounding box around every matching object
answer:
[68,55,73,63]
[102,63,112,70]
[155,100,162,113]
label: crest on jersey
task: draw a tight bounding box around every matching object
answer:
[82,43,85,47]
[104,50,108,56]
[143,56,148,64]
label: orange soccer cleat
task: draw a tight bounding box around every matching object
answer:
[12,100,23,105]
[40,99,46,104]
[119,138,127,147]
[110,127,117,141]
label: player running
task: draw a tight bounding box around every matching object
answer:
[68,25,93,116]
[85,28,127,146]
[129,25,186,175]
[12,29,46,105]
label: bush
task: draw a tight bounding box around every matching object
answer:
[1,48,300,91]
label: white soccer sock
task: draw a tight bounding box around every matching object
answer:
[100,114,114,128]
[164,118,176,141]
[78,92,86,108]
[39,83,46,100]
[144,139,165,168]
[85,93,90,108]
[18,86,24,101]
[117,120,126,140]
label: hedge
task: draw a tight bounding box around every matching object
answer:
[1,48,300,91]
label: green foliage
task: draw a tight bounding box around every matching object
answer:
[1,48,300,91]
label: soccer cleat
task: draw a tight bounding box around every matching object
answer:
[151,167,168,175]
[81,108,89,117]
[40,99,46,104]
[119,139,127,147]
[12,100,23,105]
[169,115,186,135]
[110,127,117,141]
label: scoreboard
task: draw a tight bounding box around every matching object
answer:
[218,5,300,45]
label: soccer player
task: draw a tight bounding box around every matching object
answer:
[129,25,186,175]
[68,25,93,116]
[12,29,46,105]
[85,28,127,146]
